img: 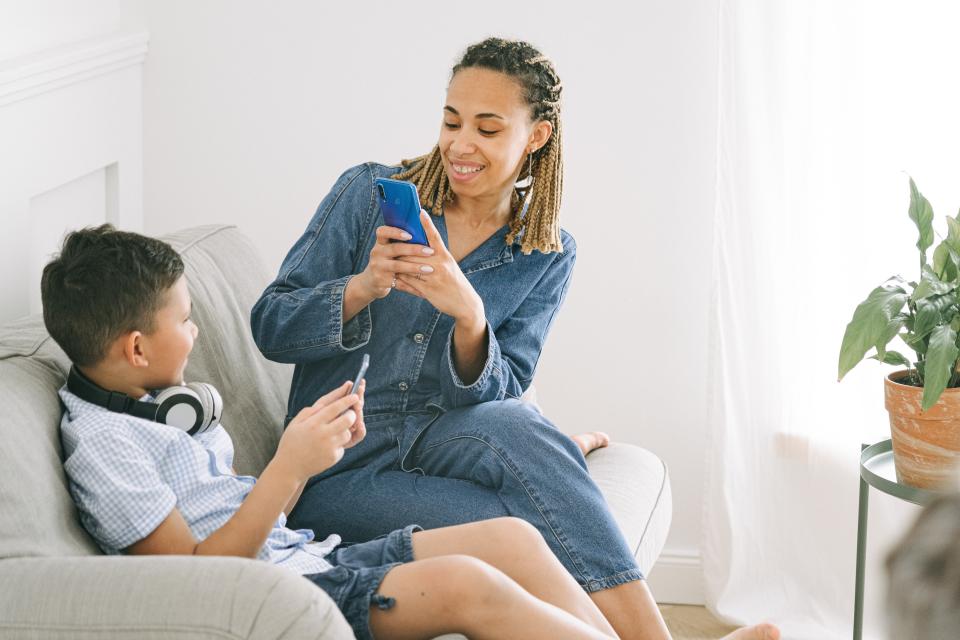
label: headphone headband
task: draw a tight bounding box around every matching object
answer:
[66,366,222,436]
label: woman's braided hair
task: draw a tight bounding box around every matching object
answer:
[392,38,564,255]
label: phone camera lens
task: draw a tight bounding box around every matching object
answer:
[377,184,386,199]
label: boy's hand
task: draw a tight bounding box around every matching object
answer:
[274,382,361,481]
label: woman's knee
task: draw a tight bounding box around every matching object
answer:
[459,401,575,451]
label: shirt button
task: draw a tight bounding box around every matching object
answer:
[413,333,425,344]
[398,382,409,391]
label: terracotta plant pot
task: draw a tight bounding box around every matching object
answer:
[885,370,960,490]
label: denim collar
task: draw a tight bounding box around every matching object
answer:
[433,213,515,275]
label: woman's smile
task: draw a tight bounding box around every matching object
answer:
[449,160,486,182]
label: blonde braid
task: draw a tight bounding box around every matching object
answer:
[392,145,453,215]
[393,38,566,255]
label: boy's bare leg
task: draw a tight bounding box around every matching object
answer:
[590,580,781,640]
[368,554,613,640]
[410,517,615,636]
[411,517,779,640]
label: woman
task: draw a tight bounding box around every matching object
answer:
[252,38,776,640]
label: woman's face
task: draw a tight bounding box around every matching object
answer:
[440,67,551,203]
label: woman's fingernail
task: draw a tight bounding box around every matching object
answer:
[400,232,412,240]
[420,265,434,273]
[422,247,434,255]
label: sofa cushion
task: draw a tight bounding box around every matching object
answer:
[0,317,99,559]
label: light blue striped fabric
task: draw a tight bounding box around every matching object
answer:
[58,387,339,575]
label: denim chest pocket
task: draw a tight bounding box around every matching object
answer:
[466,269,532,328]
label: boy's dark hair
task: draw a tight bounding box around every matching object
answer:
[41,224,184,366]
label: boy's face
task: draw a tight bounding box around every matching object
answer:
[141,275,198,389]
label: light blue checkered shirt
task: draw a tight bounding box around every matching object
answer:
[58,387,339,575]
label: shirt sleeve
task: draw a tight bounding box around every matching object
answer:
[250,164,379,364]
[64,428,177,552]
[440,236,577,409]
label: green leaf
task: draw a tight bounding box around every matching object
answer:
[947,215,960,248]
[910,177,935,266]
[913,292,958,339]
[912,265,956,302]
[933,241,960,282]
[876,314,907,360]
[922,324,959,410]
[904,332,928,356]
[870,350,912,367]
[838,283,909,380]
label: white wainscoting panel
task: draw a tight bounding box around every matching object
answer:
[648,550,706,605]
[0,32,148,323]
[27,165,119,315]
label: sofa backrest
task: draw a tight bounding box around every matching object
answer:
[0,225,292,559]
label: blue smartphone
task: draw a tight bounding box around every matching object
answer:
[375,178,429,245]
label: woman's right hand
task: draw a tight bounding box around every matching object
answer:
[355,223,437,299]
[274,381,361,481]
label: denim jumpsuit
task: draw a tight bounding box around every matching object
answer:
[250,162,643,591]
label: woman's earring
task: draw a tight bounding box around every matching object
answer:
[519,152,535,219]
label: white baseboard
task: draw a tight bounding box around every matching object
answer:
[646,551,705,605]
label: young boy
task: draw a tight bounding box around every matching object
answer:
[42,225,616,640]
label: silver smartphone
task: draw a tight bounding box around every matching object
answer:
[340,354,369,418]
[349,354,370,396]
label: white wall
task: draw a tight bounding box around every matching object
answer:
[0,1,145,59]
[141,0,720,602]
[0,2,147,322]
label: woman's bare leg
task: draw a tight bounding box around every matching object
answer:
[410,517,615,636]
[369,554,613,640]
[590,580,780,640]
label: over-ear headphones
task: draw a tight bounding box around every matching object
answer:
[66,366,223,436]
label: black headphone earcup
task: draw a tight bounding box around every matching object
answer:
[185,382,223,433]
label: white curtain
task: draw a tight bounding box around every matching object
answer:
[705,1,960,638]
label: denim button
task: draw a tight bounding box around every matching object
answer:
[413,333,425,344]
[398,381,409,391]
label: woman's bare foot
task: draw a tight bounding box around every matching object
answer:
[571,431,610,456]
[721,623,781,640]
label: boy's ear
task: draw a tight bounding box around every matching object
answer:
[121,331,149,368]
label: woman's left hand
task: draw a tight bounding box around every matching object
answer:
[394,211,485,325]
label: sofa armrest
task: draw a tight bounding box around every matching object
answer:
[586,442,673,577]
[0,555,353,640]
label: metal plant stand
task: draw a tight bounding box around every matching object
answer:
[854,439,940,640]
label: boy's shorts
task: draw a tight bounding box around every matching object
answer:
[305,524,421,640]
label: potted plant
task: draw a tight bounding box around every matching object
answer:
[838,178,960,489]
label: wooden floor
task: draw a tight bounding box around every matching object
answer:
[659,604,739,639]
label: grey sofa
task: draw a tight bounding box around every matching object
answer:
[0,225,672,639]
